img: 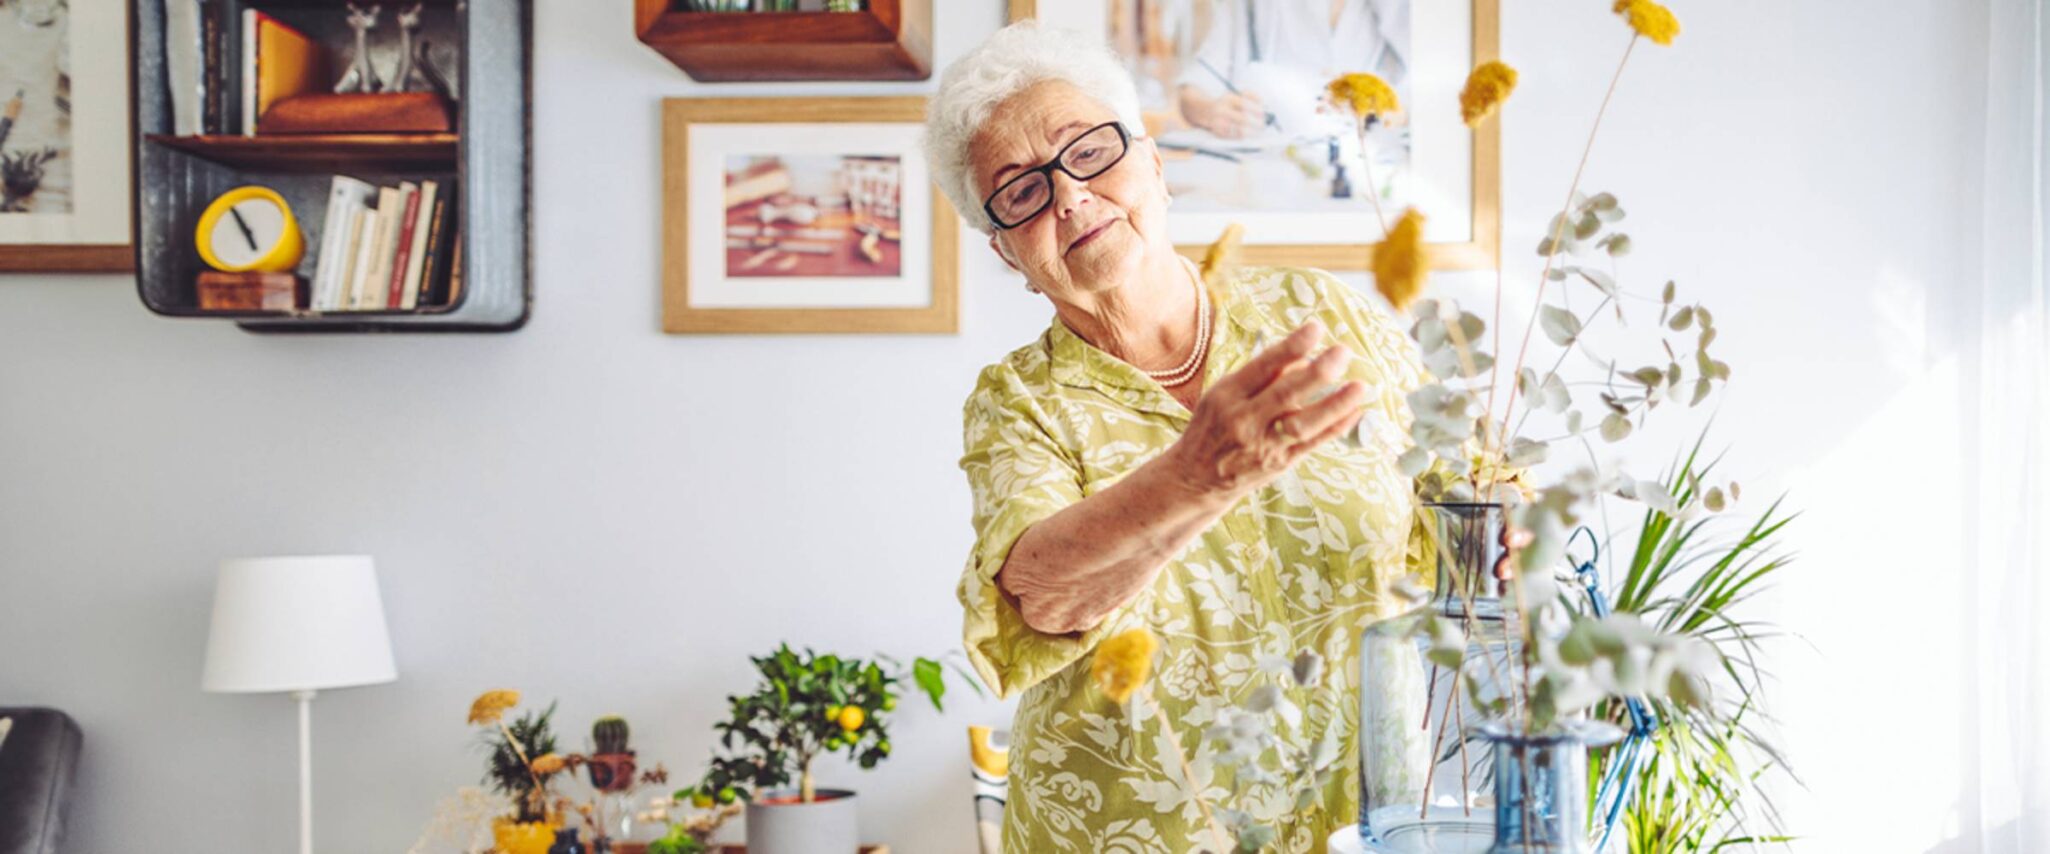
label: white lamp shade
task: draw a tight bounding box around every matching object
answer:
[202,555,398,694]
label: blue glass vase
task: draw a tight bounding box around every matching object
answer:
[1479,720,1620,854]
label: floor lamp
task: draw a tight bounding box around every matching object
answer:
[202,555,397,854]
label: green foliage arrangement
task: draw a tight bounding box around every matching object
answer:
[682,644,970,806]
[1588,438,1799,851]
[480,702,561,823]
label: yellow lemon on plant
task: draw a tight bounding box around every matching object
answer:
[716,786,737,804]
[691,792,713,809]
[824,705,841,721]
[838,706,865,731]
[881,696,896,711]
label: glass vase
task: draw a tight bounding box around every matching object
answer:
[1357,502,1520,853]
[1479,720,1619,854]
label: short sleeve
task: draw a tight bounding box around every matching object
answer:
[956,364,1140,699]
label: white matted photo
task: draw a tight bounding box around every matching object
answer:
[0,0,131,271]
[664,97,957,334]
[1015,0,1497,270]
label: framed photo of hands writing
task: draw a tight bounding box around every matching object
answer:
[1010,0,1499,271]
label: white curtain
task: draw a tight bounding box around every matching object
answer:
[1966,1,2050,850]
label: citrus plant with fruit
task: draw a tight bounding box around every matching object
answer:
[679,644,968,806]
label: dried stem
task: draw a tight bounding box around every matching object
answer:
[1356,120,1391,235]
[1145,685,1232,854]
[1498,35,1638,461]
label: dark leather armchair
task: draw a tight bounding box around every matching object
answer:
[0,708,81,854]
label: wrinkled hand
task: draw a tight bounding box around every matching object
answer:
[1165,320,1369,499]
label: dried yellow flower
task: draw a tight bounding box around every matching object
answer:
[1371,209,1430,311]
[1619,0,1680,46]
[1326,73,1401,119]
[1090,627,1158,704]
[1198,223,1244,290]
[1459,61,1519,128]
[467,690,520,725]
[529,753,567,775]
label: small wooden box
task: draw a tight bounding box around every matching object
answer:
[257,92,455,135]
[196,271,306,311]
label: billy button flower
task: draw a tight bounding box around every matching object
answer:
[1326,72,1400,120]
[1372,209,1430,311]
[1090,627,1159,704]
[1616,0,1680,46]
[1460,61,1519,128]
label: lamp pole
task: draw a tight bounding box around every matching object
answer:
[293,689,316,854]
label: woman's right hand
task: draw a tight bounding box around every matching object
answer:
[1165,320,1370,501]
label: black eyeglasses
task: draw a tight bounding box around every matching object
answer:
[982,122,1131,230]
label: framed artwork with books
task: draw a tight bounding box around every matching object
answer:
[1007,0,1500,271]
[662,96,957,334]
[0,0,132,272]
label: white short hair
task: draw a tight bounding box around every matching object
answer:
[923,21,1145,234]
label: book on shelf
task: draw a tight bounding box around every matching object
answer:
[166,0,205,135]
[240,8,327,137]
[398,181,441,309]
[310,177,458,312]
[386,181,423,308]
[310,175,377,311]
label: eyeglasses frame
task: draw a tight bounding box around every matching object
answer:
[981,121,1133,231]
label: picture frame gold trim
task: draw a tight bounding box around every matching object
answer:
[1007,0,1501,272]
[662,96,958,334]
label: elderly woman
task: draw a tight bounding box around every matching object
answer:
[928,23,1433,853]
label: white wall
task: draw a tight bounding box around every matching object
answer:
[0,1,1989,851]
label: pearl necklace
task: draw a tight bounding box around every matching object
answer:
[1140,258,1213,388]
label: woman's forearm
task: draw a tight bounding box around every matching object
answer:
[996,449,1232,635]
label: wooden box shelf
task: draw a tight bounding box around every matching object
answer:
[634,0,930,82]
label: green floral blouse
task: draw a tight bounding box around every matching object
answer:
[956,265,1437,853]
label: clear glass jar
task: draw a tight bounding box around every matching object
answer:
[1357,503,1520,853]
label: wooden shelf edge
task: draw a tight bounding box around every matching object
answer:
[145,133,461,171]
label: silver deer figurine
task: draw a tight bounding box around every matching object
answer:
[334,4,383,94]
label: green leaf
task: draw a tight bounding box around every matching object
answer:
[1398,446,1431,477]
[1238,825,1278,852]
[1662,280,1676,304]
[1576,267,1618,297]
[1540,305,1582,346]
[1601,412,1632,442]
[1602,233,1633,256]
[1669,306,1695,331]
[912,658,946,712]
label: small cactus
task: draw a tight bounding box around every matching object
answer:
[593,715,630,755]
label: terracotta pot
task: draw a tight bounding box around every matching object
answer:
[745,788,858,854]
[585,752,638,792]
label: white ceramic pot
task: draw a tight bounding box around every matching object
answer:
[745,788,859,854]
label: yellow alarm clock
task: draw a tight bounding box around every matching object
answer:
[195,185,305,273]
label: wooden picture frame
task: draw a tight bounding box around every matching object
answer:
[1007,0,1500,272]
[662,96,957,334]
[0,0,133,272]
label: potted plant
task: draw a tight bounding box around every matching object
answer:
[468,690,574,854]
[680,645,966,854]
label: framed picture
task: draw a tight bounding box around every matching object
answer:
[0,0,131,272]
[1009,0,1498,271]
[662,96,958,334]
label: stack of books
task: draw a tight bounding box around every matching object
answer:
[167,2,329,136]
[310,176,460,312]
